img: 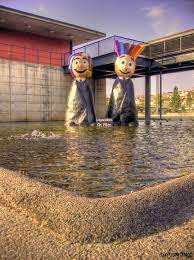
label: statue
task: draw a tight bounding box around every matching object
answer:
[107,40,144,126]
[65,52,96,126]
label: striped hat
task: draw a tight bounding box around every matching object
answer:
[114,40,144,60]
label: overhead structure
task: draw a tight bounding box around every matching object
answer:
[64,36,161,79]
[146,29,194,74]
[0,5,106,46]
[64,30,194,78]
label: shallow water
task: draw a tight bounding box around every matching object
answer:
[0,121,193,197]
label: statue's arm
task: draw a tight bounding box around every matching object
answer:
[127,79,138,117]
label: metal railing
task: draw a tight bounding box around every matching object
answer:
[65,33,194,65]
[145,33,194,59]
[67,35,147,63]
[1,32,194,68]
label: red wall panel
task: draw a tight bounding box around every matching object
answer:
[0,29,70,66]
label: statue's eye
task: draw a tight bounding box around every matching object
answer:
[75,61,79,65]
[83,61,87,64]
[121,61,125,64]
[128,62,132,67]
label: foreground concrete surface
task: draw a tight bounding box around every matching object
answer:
[0,168,193,259]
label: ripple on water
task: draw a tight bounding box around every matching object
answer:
[0,121,193,197]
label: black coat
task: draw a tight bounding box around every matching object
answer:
[107,78,138,126]
[65,79,96,125]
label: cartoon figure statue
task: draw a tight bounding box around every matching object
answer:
[107,40,144,126]
[65,52,96,126]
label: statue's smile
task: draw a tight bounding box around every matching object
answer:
[119,69,130,74]
[74,69,87,73]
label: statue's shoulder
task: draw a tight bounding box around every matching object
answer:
[86,78,93,86]
[126,78,134,88]
[86,78,95,93]
[113,78,120,88]
[71,78,77,86]
[68,79,80,98]
[129,78,133,84]
[114,77,120,83]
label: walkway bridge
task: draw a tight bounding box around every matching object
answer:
[64,35,160,79]
[64,30,194,78]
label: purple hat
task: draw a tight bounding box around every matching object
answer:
[114,40,131,56]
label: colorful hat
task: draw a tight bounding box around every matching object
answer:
[114,40,145,60]
[114,40,131,56]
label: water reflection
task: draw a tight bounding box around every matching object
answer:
[0,122,193,197]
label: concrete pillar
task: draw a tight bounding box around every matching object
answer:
[94,78,106,118]
[145,75,151,125]
[156,73,163,119]
[156,74,160,115]
[159,71,162,120]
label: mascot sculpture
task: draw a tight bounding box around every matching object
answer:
[107,40,144,126]
[65,52,96,126]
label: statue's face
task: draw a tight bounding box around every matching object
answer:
[115,54,135,78]
[72,55,90,79]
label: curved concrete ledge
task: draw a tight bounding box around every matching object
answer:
[0,167,193,243]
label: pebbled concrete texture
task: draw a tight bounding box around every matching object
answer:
[0,167,193,259]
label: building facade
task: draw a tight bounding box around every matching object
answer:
[0,6,106,122]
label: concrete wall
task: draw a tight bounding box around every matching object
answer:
[0,58,106,122]
[0,58,72,122]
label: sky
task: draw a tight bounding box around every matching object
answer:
[1,0,194,40]
[0,0,194,95]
